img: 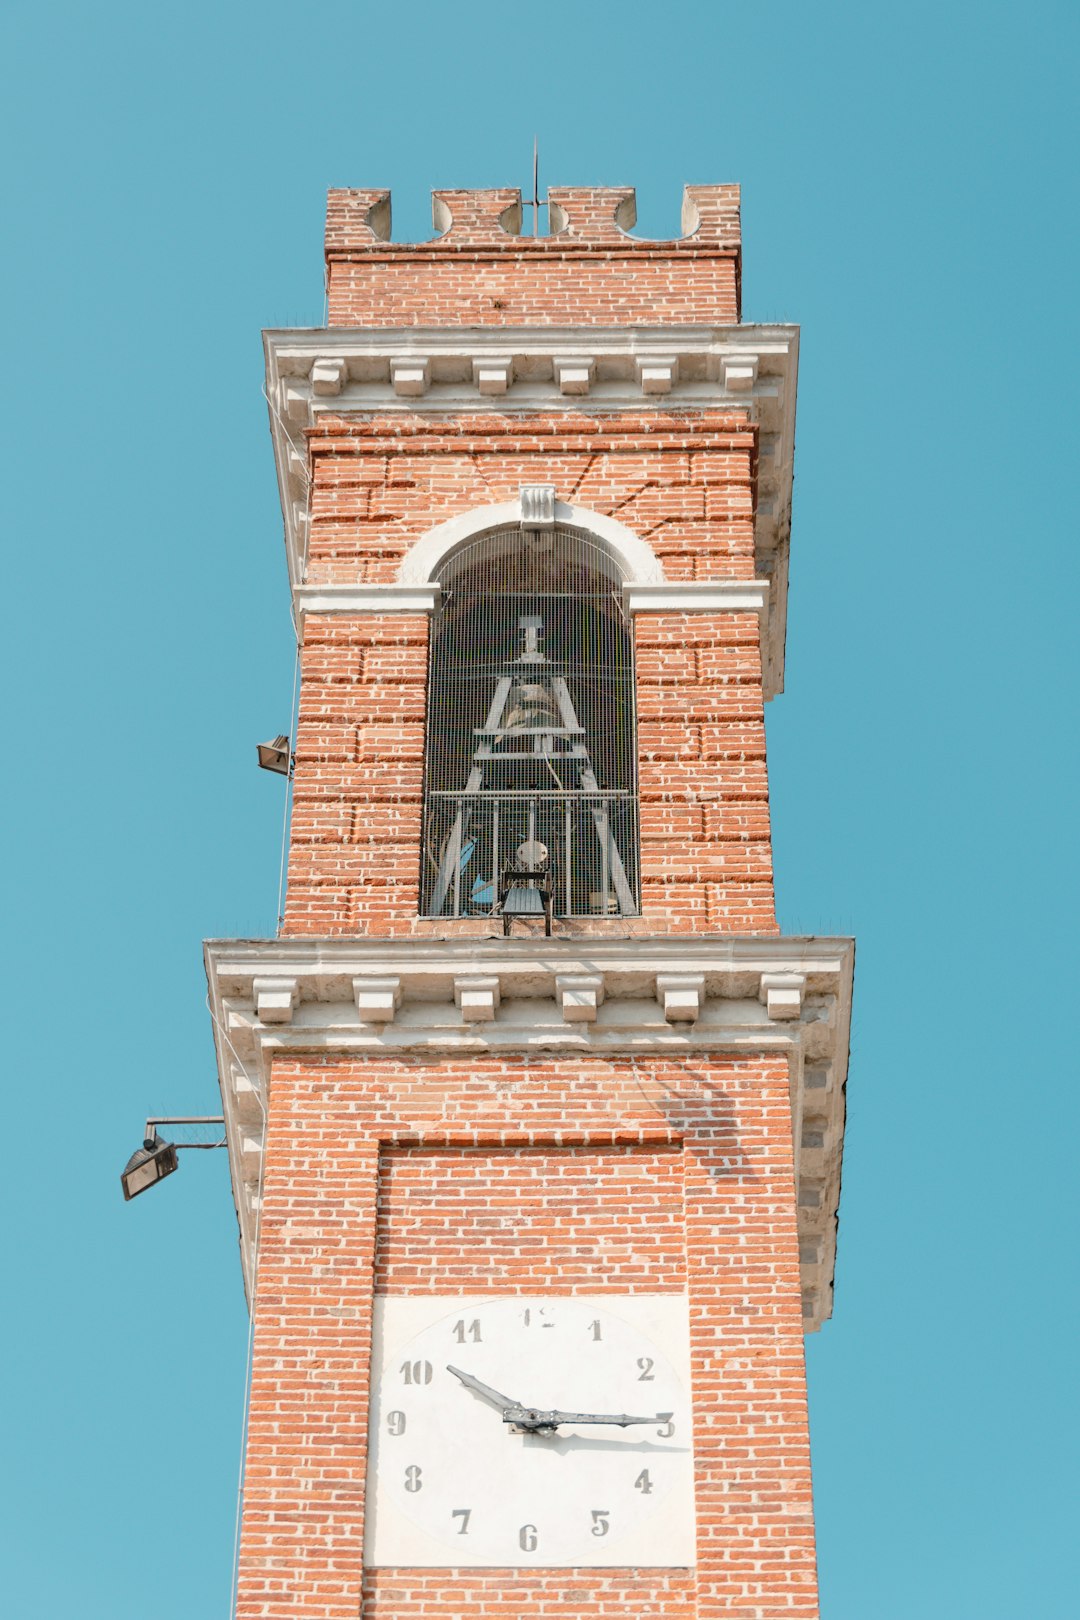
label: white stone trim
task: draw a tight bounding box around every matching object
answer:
[721,353,759,391]
[624,580,769,617]
[520,484,556,529]
[294,582,440,621]
[398,499,665,588]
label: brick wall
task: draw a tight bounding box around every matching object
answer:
[283,412,775,936]
[374,1144,686,1293]
[324,185,741,327]
[236,1052,818,1620]
[304,413,757,587]
[636,613,774,933]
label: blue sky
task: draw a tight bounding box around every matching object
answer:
[2,2,1077,1615]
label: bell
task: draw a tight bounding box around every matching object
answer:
[501,684,560,732]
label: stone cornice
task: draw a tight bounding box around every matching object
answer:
[206,932,851,1334]
[264,323,797,696]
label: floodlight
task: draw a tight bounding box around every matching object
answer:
[120,1134,179,1201]
[498,841,554,936]
[120,1115,226,1202]
[257,734,292,776]
[501,884,546,918]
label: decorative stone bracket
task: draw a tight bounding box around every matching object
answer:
[760,972,807,1020]
[454,974,501,1023]
[657,973,705,1022]
[555,974,605,1022]
[353,975,402,1023]
[252,976,299,1023]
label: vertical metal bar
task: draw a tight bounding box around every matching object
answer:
[565,801,572,915]
[600,797,609,916]
[452,809,462,917]
[492,799,500,914]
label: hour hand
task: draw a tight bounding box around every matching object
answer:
[446,1363,520,1414]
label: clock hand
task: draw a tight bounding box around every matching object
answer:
[503,1403,668,1432]
[446,1363,521,1413]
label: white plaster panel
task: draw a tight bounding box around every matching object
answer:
[364,1294,695,1568]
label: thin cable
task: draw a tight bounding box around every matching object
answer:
[205,993,266,1618]
[277,641,300,932]
[206,999,266,1119]
[227,1170,264,1618]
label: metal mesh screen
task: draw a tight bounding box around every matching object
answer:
[421,525,639,920]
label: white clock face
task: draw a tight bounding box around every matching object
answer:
[364,1294,695,1568]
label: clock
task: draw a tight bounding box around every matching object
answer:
[364,1294,695,1568]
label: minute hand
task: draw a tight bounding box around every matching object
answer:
[503,1403,663,1431]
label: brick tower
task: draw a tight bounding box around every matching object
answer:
[206,183,853,1619]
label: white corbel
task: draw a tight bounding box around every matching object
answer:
[721,352,759,392]
[391,357,431,397]
[240,1132,263,1173]
[472,356,513,395]
[353,975,403,1023]
[636,355,678,395]
[252,976,299,1024]
[556,974,605,1023]
[656,973,705,1023]
[281,382,311,423]
[553,356,594,396]
[760,972,806,1020]
[311,356,348,395]
[454,974,502,1023]
[286,444,307,488]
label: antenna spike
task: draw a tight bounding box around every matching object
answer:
[532,136,539,237]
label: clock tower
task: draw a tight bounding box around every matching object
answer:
[207,182,853,1619]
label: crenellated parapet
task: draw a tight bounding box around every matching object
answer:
[324,186,392,247]
[325,182,740,253]
[324,183,743,326]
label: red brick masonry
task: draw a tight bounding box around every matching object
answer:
[285,412,775,936]
[236,1053,817,1619]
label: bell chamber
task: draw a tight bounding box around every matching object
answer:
[421,525,639,921]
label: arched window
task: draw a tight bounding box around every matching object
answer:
[421,524,639,921]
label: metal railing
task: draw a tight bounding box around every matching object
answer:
[422,791,639,919]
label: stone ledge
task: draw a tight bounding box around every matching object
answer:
[206,932,852,1333]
